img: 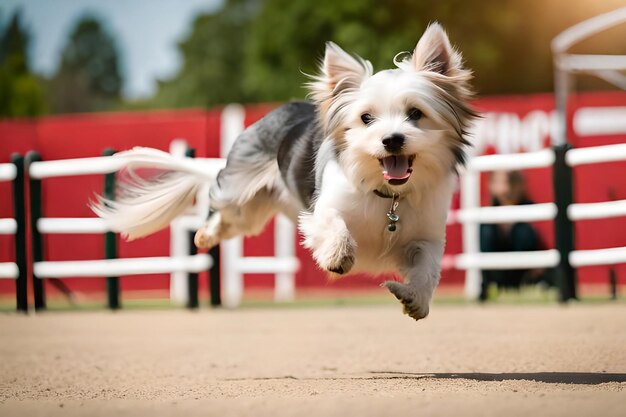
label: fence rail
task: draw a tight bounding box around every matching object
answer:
[34,255,212,278]
[565,143,626,166]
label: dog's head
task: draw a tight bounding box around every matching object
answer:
[308,23,477,194]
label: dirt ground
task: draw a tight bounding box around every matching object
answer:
[1,303,625,417]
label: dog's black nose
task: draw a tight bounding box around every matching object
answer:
[382,133,405,153]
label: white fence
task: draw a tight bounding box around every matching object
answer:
[565,143,626,268]
[24,105,299,308]
[453,149,561,299]
[27,152,214,283]
[450,142,626,299]
[0,163,18,280]
[18,139,626,305]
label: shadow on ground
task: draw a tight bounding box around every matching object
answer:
[368,371,626,385]
[222,372,626,385]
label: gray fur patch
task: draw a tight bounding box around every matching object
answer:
[211,101,323,210]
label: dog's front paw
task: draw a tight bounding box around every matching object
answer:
[384,281,430,321]
[325,250,355,275]
[314,233,356,276]
[313,238,355,275]
[300,210,356,276]
[194,226,219,249]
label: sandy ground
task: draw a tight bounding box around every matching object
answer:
[1,304,625,417]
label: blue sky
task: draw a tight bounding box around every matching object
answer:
[1,0,223,99]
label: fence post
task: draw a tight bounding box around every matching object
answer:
[461,170,481,300]
[274,214,295,302]
[26,151,46,310]
[11,154,28,313]
[552,144,577,302]
[103,148,120,310]
[185,148,199,309]
[609,268,617,300]
[209,225,221,307]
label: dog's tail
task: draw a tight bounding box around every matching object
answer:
[90,147,215,240]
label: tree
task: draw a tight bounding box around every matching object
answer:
[49,16,124,113]
[150,0,261,109]
[241,0,567,99]
[148,0,626,108]
[0,10,47,117]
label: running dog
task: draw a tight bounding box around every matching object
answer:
[93,23,477,320]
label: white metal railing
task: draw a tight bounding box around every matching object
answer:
[0,163,16,181]
[569,246,626,268]
[37,217,109,234]
[565,143,626,167]
[0,218,17,235]
[29,153,225,180]
[456,249,560,270]
[568,199,626,221]
[0,262,18,279]
[466,148,556,172]
[34,255,212,278]
[456,203,557,224]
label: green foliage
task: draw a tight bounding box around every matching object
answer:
[148,0,547,107]
[0,11,47,117]
[146,0,626,108]
[49,16,124,113]
[150,0,261,109]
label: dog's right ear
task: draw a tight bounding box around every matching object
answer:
[308,42,372,104]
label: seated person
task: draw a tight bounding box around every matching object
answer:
[479,170,541,300]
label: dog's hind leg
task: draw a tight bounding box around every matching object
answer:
[194,188,279,249]
[384,240,444,321]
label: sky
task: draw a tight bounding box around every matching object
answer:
[0,0,223,99]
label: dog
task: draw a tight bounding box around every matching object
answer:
[93,23,476,321]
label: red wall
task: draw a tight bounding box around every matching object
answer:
[1,92,625,298]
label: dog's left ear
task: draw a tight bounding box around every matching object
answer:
[411,22,461,76]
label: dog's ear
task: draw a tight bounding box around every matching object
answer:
[411,22,461,76]
[309,42,372,101]
[322,42,371,94]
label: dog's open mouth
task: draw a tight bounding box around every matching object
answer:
[379,155,415,185]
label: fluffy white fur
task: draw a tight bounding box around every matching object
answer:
[93,23,476,321]
[91,147,213,240]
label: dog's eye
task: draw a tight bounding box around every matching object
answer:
[407,108,423,121]
[361,113,374,125]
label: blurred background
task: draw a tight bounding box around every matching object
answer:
[1,0,625,309]
[1,0,626,117]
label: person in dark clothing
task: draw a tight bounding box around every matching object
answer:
[479,170,541,301]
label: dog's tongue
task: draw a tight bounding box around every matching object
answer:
[382,155,412,180]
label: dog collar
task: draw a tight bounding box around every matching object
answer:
[373,190,400,232]
[373,189,395,199]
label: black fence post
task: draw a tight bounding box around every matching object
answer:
[103,148,120,310]
[209,242,221,307]
[187,229,200,309]
[11,154,28,313]
[185,148,199,309]
[26,151,46,310]
[609,268,617,300]
[552,144,577,302]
